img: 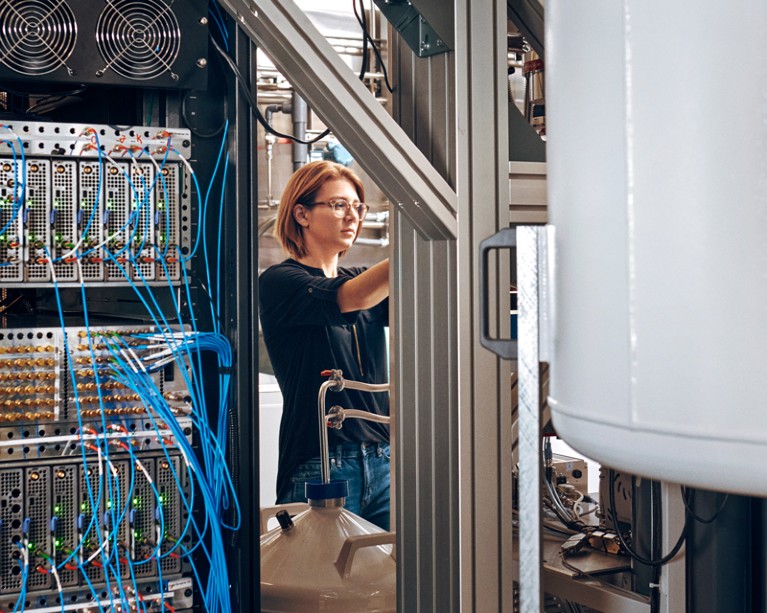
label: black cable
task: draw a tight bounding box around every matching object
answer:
[25,86,88,115]
[681,486,729,524]
[209,34,331,145]
[650,480,662,613]
[608,469,688,567]
[353,0,370,81]
[353,0,394,94]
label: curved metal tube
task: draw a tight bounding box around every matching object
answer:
[317,371,390,483]
[317,379,338,483]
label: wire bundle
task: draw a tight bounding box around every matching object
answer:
[0,104,236,612]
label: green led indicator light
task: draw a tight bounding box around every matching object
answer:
[159,493,168,505]
[132,497,142,508]
[80,502,88,512]
[54,538,62,549]
[54,504,62,514]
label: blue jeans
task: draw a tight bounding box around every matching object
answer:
[277,442,391,531]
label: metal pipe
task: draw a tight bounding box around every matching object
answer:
[264,105,281,207]
[327,406,391,429]
[317,370,390,483]
[317,379,337,484]
[256,92,292,104]
[354,237,389,247]
[338,379,390,393]
[292,91,308,170]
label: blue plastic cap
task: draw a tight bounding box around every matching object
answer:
[305,479,348,501]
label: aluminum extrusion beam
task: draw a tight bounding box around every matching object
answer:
[518,226,543,611]
[455,0,514,609]
[218,0,458,240]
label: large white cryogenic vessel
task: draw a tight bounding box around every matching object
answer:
[545,0,767,495]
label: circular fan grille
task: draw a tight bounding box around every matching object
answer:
[0,0,77,75]
[96,0,180,81]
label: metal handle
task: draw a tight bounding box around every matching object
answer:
[479,226,517,359]
[334,532,396,578]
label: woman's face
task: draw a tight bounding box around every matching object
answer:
[298,178,361,255]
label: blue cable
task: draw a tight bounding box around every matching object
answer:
[0,140,24,240]
[213,149,230,335]
[184,120,228,262]
[44,247,106,572]
[209,1,229,51]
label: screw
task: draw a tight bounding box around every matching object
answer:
[199,16,208,25]
[196,58,207,68]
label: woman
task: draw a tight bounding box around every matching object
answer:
[259,160,390,530]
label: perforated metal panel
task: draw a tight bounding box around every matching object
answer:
[131,457,157,578]
[0,469,23,594]
[0,121,191,287]
[157,454,184,575]
[130,162,156,281]
[51,160,79,282]
[24,160,52,282]
[76,159,105,282]
[25,466,52,591]
[52,464,79,587]
[78,460,104,586]
[104,161,131,282]
[0,160,24,281]
[155,164,182,281]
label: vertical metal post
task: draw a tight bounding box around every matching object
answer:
[291,92,308,170]
[659,483,686,613]
[518,225,542,612]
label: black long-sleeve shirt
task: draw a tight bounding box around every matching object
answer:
[259,259,389,501]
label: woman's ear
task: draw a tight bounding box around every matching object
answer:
[293,204,310,228]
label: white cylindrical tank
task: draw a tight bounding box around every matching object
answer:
[545,0,767,495]
[260,480,395,612]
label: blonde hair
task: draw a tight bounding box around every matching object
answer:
[274,160,366,259]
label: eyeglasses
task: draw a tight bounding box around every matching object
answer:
[305,198,369,220]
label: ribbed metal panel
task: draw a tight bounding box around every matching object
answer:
[390,20,459,612]
[391,1,512,611]
[392,215,459,612]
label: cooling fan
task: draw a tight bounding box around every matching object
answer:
[96,0,181,81]
[0,0,206,88]
[0,0,78,76]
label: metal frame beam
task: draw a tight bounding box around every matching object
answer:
[455,0,514,610]
[218,0,458,240]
